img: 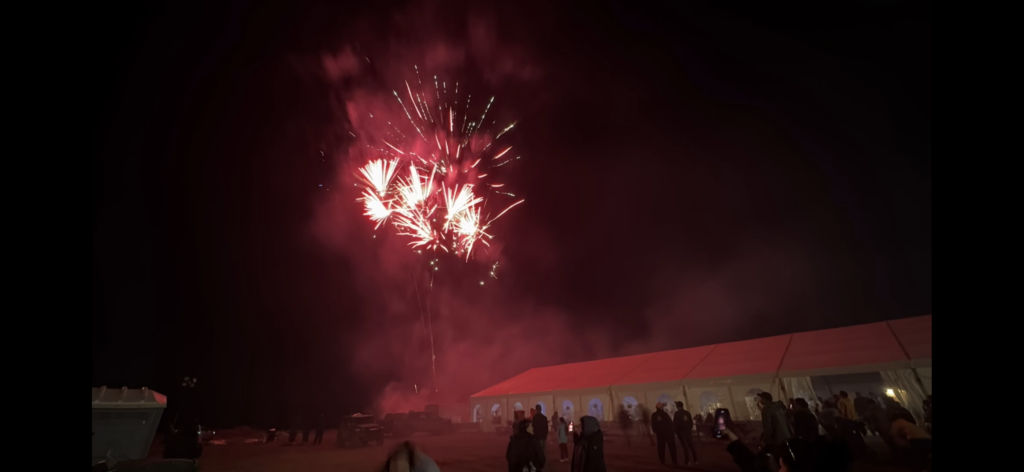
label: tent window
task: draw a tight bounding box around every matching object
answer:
[744,388,765,421]
[491,404,503,425]
[588,398,605,419]
[698,391,722,416]
[561,400,575,422]
[657,394,676,414]
[622,396,640,420]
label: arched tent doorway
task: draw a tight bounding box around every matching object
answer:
[588,398,605,419]
[622,396,640,420]
[472,404,484,423]
[513,402,525,421]
[698,391,722,416]
[657,394,677,414]
[491,404,503,426]
[561,400,576,423]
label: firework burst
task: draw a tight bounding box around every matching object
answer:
[353,69,524,261]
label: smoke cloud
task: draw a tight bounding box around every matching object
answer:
[308,1,587,414]
[306,1,836,415]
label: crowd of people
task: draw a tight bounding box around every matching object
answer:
[282,414,328,445]
[751,390,932,472]
[379,391,932,472]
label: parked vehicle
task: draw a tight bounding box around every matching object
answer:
[337,414,385,447]
[381,410,452,437]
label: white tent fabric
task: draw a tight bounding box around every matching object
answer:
[781,377,819,411]
[881,369,928,422]
[915,367,932,395]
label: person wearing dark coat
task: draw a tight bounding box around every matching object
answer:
[638,404,654,445]
[651,402,678,466]
[617,406,633,446]
[288,415,299,443]
[694,412,706,441]
[507,419,546,472]
[301,416,311,443]
[532,404,550,443]
[314,414,326,445]
[531,404,549,465]
[571,416,606,472]
[673,401,698,465]
[792,398,820,439]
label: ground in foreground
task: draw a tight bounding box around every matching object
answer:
[190,431,904,472]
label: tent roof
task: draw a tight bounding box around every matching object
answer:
[778,322,909,375]
[614,345,716,385]
[887,316,932,361]
[685,335,791,380]
[471,315,931,398]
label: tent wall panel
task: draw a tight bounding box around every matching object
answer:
[581,392,612,421]
[779,377,819,410]
[508,396,530,420]
[686,385,735,416]
[725,381,776,421]
[644,386,685,416]
[915,367,932,395]
[610,388,646,421]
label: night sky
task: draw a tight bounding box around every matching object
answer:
[93,0,930,428]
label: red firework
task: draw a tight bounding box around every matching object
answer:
[354,68,524,261]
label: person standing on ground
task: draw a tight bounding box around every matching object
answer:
[693,412,705,441]
[756,392,792,460]
[818,398,840,437]
[673,401,697,465]
[532,404,549,464]
[571,416,606,472]
[550,412,559,445]
[301,415,311,443]
[288,414,298,444]
[557,417,570,462]
[791,398,819,440]
[651,402,678,466]
[837,391,857,422]
[864,399,897,456]
[617,406,633,447]
[854,392,869,419]
[314,414,326,445]
[507,419,545,472]
[638,404,654,445]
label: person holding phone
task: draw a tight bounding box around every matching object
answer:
[570,415,606,472]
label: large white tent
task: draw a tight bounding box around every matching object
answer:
[469,315,931,431]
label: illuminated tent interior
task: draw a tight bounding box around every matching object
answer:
[469,315,931,431]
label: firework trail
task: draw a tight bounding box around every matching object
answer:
[351,66,524,390]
